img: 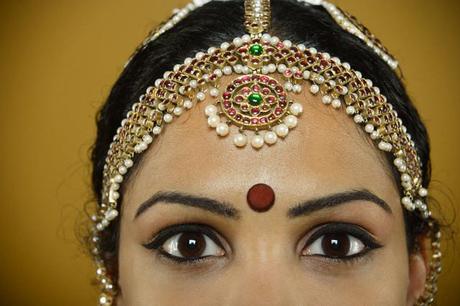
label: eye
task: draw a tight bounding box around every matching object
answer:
[143,223,226,264]
[301,223,382,260]
[303,232,365,257]
[162,231,224,259]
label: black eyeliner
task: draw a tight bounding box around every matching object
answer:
[304,222,383,261]
[143,223,224,264]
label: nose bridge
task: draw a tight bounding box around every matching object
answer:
[223,235,299,306]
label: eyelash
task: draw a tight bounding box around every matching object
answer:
[300,222,383,264]
[143,223,225,266]
[143,222,383,267]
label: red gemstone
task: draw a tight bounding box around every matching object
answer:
[223,101,231,109]
[266,96,275,104]
[235,95,244,103]
[247,183,276,212]
[260,117,268,124]
[235,114,243,121]
[262,88,270,95]
[260,76,269,83]
[228,108,236,116]
[275,107,283,115]
[241,87,251,95]
[223,92,231,99]
[252,85,260,92]
[251,108,260,115]
[242,75,251,82]
[251,118,259,124]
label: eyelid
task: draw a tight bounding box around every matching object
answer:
[299,222,383,254]
[143,223,226,252]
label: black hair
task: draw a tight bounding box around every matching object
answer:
[89,0,435,286]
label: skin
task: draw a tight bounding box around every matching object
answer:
[116,75,427,306]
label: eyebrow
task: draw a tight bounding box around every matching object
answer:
[134,189,392,221]
[287,189,392,218]
[134,191,241,220]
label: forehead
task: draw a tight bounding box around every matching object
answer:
[122,78,398,212]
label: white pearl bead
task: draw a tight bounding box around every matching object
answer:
[124,159,134,168]
[205,104,218,116]
[346,106,355,115]
[310,84,319,94]
[284,82,293,91]
[251,135,265,149]
[418,188,428,197]
[353,114,364,123]
[163,113,173,123]
[189,80,198,88]
[293,84,302,93]
[118,165,127,175]
[284,115,298,128]
[378,141,392,152]
[233,133,247,147]
[223,66,232,75]
[322,95,332,104]
[213,69,222,77]
[207,115,220,128]
[183,99,193,109]
[270,36,280,45]
[275,124,289,137]
[233,64,243,74]
[283,40,292,48]
[264,131,278,145]
[370,131,379,140]
[220,42,230,50]
[268,64,276,73]
[143,134,153,144]
[331,99,341,109]
[209,88,220,97]
[105,209,119,221]
[173,107,183,116]
[152,126,162,135]
[364,123,374,133]
[303,70,311,80]
[196,92,206,101]
[242,34,251,43]
[289,103,303,115]
[393,158,405,168]
[216,122,229,136]
[262,33,271,43]
[401,173,411,182]
[277,64,287,73]
[233,37,243,47]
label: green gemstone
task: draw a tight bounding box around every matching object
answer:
[249,44,264,56]
[248,93,263,106]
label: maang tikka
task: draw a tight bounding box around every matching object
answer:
[92,1,441,305]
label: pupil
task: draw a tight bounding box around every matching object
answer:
[178,232,206,257]
[321,232,350,257]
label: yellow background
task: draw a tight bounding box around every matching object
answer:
[0,0,459,305]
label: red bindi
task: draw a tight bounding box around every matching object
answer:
[246,183,275,212]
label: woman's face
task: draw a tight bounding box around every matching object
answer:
[116,76,427,305]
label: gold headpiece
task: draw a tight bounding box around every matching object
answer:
[92,1,440,305]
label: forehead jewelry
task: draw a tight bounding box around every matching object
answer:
[92,1,441,305]
[247,183,276,212]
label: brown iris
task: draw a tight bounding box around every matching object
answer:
[321,232,350,257]
[177,232,206,257]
